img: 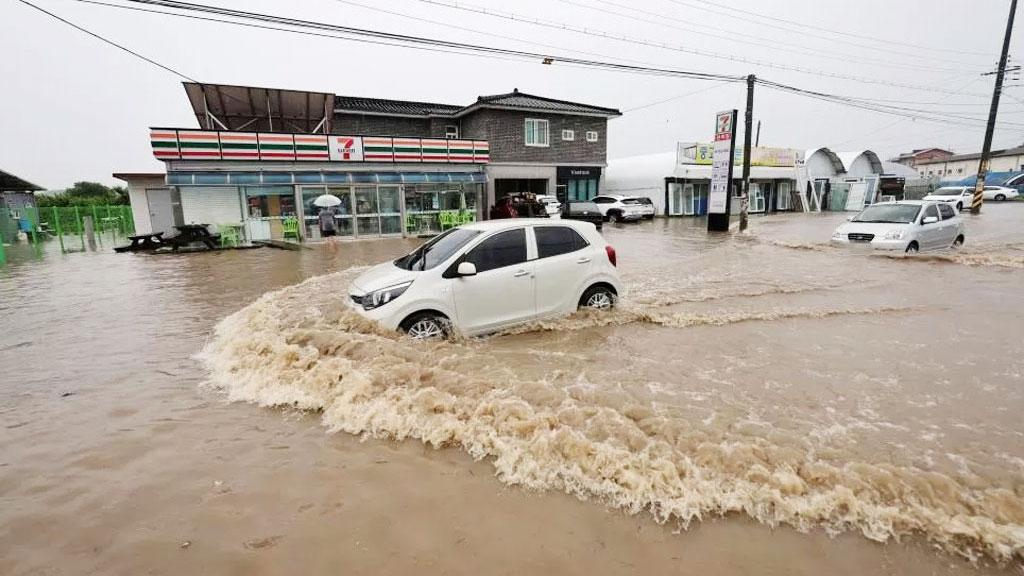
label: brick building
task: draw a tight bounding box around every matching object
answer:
[121,83,620,243]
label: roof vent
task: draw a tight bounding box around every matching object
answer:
[512,88,519,94]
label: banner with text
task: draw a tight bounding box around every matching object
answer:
[708,110,737,215]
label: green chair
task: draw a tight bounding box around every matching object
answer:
[459,210,476,225]
[439,211,458,231]
[282,217,300,241]
[405,214,418,235]
[219,223,241,248]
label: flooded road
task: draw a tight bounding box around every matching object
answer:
[2,205,1023,575]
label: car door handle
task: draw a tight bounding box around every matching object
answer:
[576,257,592,263]
[513,269,530,277]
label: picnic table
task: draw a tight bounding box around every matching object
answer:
[169,224,218,250]
[114,231,166,252]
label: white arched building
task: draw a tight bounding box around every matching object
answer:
[797,148,885,211]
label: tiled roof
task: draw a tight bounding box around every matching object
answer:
[334,89,621,118]
[334,95,463,116]
[472,89,622,116]
[917,146,1024,164]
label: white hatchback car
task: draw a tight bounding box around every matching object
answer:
[348,219,623,338]
[831,200,965,253]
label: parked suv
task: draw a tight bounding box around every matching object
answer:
[560,201,603,230]
[592,195,645,222]
[624,196,656,219]
[348,219,623,338]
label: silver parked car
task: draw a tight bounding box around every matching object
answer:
[831,201,965,253]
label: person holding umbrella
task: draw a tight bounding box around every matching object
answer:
[313,192,342,240]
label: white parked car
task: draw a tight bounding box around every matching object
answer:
[536,194,562,217]
[923,186,974,212]
[592,195,646,222]
[624,196,656,219]
[348,219,623,338]
[831,200,965,253]
[981,185,1019,201]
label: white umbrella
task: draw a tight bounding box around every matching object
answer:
[313,193,342,207]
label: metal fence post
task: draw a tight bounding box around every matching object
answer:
[75,206,84,251]
[53,206,65,253]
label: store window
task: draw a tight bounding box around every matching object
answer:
[525,119,550,147]
[405,183,481,236]
[561,129,575,141]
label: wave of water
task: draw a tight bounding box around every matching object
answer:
[198,269,1024,566]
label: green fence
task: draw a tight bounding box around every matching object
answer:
[12,205,135,255]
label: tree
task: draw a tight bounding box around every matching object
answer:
[36,182,129,207]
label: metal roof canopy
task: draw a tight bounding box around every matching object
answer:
[0,168,43,192]
[183,82,334,134]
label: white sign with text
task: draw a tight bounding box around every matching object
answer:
[708,110,736,215]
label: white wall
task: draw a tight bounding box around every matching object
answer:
[845,155,878,178]
[605,152,676,215]
[804,150,841,180]
[117,175,166,235]
[180,186,243,229]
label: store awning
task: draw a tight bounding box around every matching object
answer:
[0,168,43,191]
[183,82,334,134]
[672,165,797,180]
[165,171,486,186]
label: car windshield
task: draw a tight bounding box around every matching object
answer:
[852,204,921,223]
[394,228,481,271]
[930,188,962,196]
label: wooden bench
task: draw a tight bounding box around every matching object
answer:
[114,232,166,252]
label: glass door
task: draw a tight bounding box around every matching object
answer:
[301,186,353,240]
[777,181,791,210]
[378,186,402,235]
[668,183,683,216]
[683,184,696,215]
[750,183,766,213]
[353,186,380,236]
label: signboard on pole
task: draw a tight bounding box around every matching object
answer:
[707,110,737,231]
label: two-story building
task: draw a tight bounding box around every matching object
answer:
[119,83,620,243]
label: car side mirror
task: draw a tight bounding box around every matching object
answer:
[457,262,477,276]
[922,216,938,224]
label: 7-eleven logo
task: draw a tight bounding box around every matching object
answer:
[329,136,363,161]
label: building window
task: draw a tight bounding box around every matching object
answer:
[586,131,599,142]
[445,125,459,139]
[525,119,549,147]
[561,129,575,141]
[958,168,963,174]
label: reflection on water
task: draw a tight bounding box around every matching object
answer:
[2,205,1023,573]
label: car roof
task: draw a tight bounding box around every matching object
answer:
[459,218,592,232]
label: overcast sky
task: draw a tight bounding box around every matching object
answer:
[1,0,1021,189]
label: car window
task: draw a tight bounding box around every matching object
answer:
[621,198,640,205]
[937,203,955,220]
[396,228,481,271]
[566,201,599,213]
[535,226,589,258]
[923,205,939,221]
[463,228,527,273]
[593,197,615,204]
[984,186,998,191]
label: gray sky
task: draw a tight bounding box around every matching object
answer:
[1,0,1021,189]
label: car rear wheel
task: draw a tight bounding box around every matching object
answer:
[400,312,450,340]
[952,235,964,249]
[607,211,620,223]
[905,241,919,254]
[579,285,617,310]
[994,194,1006,201]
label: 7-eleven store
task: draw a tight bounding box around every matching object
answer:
[130,128,489,242]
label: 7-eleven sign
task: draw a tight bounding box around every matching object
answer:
[328,136,364,161]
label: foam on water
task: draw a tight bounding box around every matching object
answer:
[198,268,1024,566]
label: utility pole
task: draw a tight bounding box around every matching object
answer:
[971,0,1017,215]
[738,74,755,232]
[755,120,761,147]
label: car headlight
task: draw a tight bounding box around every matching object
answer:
[883,229,905,240]
[831,230,843,240]
[363,281,412,310]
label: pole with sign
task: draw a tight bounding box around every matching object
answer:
[707,109,737,232]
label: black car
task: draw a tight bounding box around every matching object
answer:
[560,201,603,230]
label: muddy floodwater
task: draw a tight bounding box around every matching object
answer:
[2,206,1023,575]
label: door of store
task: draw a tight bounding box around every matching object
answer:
[145,188,175,235]
[300,186,401,240]
[667,183,684,216]
[683,184,696,216]
[245,186,295,241]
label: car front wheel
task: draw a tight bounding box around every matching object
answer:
[905,241,919,253]
[956,202,963,211]
[400,312,450,340]
[607,211,620,223]
[994,194,1006,201]
[952,235,964,249]
[579,285,617,310]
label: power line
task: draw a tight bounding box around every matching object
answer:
[561,0,980,73]
[14,0,196,81]
[406,0,992,95]
[623,81,733,112]
[664,0,997,59]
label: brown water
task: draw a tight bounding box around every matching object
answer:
[2,205,1023,575]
